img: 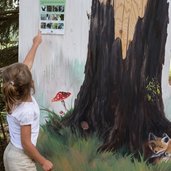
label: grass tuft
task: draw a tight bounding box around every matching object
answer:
[37,109,171,171]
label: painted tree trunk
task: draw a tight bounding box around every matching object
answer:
[68,0,171,154]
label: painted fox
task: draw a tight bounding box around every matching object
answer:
[161,135,171,162]
[143,132,170,164]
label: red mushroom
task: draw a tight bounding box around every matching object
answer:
[52,91,71,111]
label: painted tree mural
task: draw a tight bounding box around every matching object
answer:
[68,0,171,155]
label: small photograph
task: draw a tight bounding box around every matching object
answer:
[46,22,53,29]
[57,23,64,30]
[46,14,50,20]
[41,14,46,20]
[51,14,58,20]
[41,22,46,29]
[48,14,55,20]
[53,6,59,12]
[59,6,64,12]
[41,5,47,12]
[52,23,58,29]
[56,14,61,21]
[60,14,64,21]
[56,14,64,21]
[51,14,58,21]
[46,14,56,20]
[47,5,53,12]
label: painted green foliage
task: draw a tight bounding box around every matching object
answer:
[37,110,171,171]
[145,77,161,103]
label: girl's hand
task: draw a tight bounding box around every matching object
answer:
[42,159,53,171]
[33,31,42,47]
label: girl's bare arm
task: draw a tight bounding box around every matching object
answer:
[23,32,42,70]
[21,125,53,171]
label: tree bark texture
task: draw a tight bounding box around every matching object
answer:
[69,0,171,153]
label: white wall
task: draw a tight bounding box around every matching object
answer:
[162,0,171,120]
[19,0,92,121]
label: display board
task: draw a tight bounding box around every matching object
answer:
[40,0,66,34]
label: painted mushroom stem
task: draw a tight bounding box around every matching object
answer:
[61,100,68,111]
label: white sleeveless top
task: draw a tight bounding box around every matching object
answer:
[7,96,40,149]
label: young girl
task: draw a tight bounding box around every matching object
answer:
[2,32,53,171]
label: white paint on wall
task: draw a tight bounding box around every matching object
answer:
[19,0,92,121]
[162,0,171,120]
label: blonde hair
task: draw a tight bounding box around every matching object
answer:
[1,63,35,113]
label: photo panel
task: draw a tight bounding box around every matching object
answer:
[40,0,66,34]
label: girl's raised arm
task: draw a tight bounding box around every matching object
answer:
[23,31,42,70]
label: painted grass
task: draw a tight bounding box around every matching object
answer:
[37,127,171,171]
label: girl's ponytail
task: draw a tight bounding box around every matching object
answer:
[3,81,19,113]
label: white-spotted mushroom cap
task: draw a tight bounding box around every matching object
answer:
[52,91,71,102]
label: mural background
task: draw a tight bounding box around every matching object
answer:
[19,0,171,121]
[18,0,171,170]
